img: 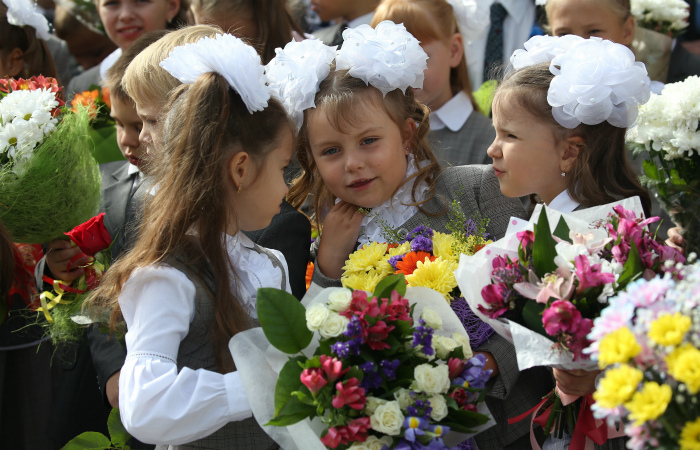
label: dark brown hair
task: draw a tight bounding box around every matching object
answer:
[103,30,169,102]
[287,68,442,230]
[0,3,59,82]
[495,62,651,216]
[189,0,304,63]
[371,0,480,113]
[88,73,292,372]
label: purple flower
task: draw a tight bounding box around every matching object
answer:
[345,315,363,338]
[455,353,492,389]
[411,319,434,356]
[403,416,429,442]
[410,236,433,253]
[331,337,362,358]
[359,361,382,390]
[405,226,434,242]
[380,359,400,380]
[388,254,405,270]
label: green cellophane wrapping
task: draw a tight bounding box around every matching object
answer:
[0,109,101,243]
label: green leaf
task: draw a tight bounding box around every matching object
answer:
[373,273,407,299]
[552,217,572,243]
[522,302,549,339]
[268,396,316,427]
[532,209,559,276]
[257,288,313,354]
[617,240,644,289]
[107,408,129,448]
[642,159,661,181]
[394,319,412,335]
[274,356,306,415]
[450,346,465,360]
[61,432,112,450]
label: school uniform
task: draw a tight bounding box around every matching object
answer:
[119,233,288,449]
[428,91,495,167]
[312,12,375,48]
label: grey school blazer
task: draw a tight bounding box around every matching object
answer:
[428,112,495,167]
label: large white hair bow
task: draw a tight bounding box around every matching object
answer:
[3,0,50,40]
[446,0,490,44]
[511,35,651,129]
[335,21,428,96]
[160,33,270,114]
[265,38,336,131]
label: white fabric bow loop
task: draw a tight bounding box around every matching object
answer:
[3,0,50,40]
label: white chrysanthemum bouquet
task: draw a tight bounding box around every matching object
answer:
[627,76,700,255]
[631,0,690,38]
[0,77,101,243]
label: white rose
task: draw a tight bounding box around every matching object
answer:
[429,395,449,421]
[434,335,459,359]
[327,289,353,312]
[394,388,414,409]
[370,401,404,436]
[413,364,451,395]
[319,313,350,338]
[348,436,393,450]
[452,332,473,359]
[364,396,387,415]
[305,303,330,331]
[421,308,443,330]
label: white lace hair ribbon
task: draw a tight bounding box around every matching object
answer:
[335,20,428,96]
[3,0,50,41]
[446,0,490,44]
[159,33,270,114]
[511,35,651,129]
[265,38,337,131]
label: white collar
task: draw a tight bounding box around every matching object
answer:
[488,0,531,24]
[353,154,429,246]
[546,189,580,213]
[127,163,141,176]
[430,91,474,132]
[347,12,374,28]
[99,48,122,80]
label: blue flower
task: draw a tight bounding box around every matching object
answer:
[380,359,400,380]
[359,361,382,390]
[455,353,491,389]
[403,416,429,442]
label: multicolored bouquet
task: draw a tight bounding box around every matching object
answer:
[229,276,495,450]
[0,76,101,243]
[456,198,685,445]
[37,213,114,343]
[588,262,700,450]
[71,84,124,164]
[630,0,689,38]
[627,75,700,255]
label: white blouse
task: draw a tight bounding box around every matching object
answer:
[546,189,581,213]
[118,232,291,445]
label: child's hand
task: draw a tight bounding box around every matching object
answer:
[45,239,87,282]
[553,368,600,397]
[317,201,365,279]
[666,226,684,252]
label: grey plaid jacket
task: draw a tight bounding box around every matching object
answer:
[428,111,495,167]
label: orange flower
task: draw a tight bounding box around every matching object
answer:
[71,90,100,117]
[305,261,314,290]
[395,251,435,275]
[387,243,399,250]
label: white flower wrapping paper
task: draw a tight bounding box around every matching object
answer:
[454,197,645,372]
[229,284,495,449]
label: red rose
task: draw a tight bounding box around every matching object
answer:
[65,213,112,256]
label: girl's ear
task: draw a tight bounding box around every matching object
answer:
[166,0,181,23]
[561,136,584,173]
[449,33,464,69]
[401,117,416,155]
[620,15,635,47]
[228,151,250,191]
[3,48,25,78]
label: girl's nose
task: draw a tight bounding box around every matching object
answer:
[486,138,501,159]
[344,149,365,172]
[118,4,136,22]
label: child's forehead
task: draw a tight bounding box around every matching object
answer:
[310,92,391,134]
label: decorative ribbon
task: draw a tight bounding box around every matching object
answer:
[509,388,625,450]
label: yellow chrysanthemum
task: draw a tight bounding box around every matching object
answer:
[666,343,700,394]
[624,382,672,426]
[680,417,700,450]
[648,312,691,347]
[342,270,385,292]
[342,242,393,277]
[432,232,461,262]
[593,364,643,409]
[405,257,458,301]
[387,242,411,257]
[597,327,642,369]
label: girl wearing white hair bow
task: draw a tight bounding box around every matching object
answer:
[488,34,651,217]
[87,33,293,449]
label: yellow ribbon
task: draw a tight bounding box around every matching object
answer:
[37,280,75,324]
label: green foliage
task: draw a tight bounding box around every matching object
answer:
[445,199,490,255]
[61,408,131,450]
[373,273,407,300]
[521,302,549,340]
[257,288,313,354]
[275,356,307,416]
[532,210,559,276]
[552,217,572,243]
[361,209,407,244]
[617,240,644,289]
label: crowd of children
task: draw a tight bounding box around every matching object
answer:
[1,0,699,449]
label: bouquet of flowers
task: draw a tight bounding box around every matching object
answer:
[455,198,685,444]
[229,276,495,450]
[37,213,114,343]
[627,76,700,255]
[587,262,700,450]
[71,84,124,164]
[0,76,101,243]
[630,0,689,38]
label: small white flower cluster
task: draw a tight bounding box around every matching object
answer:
[0,88,59,162]
[305,289,352,338]
[421,308,473,359]
[630,0,689,34]
[626,76,700,160]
